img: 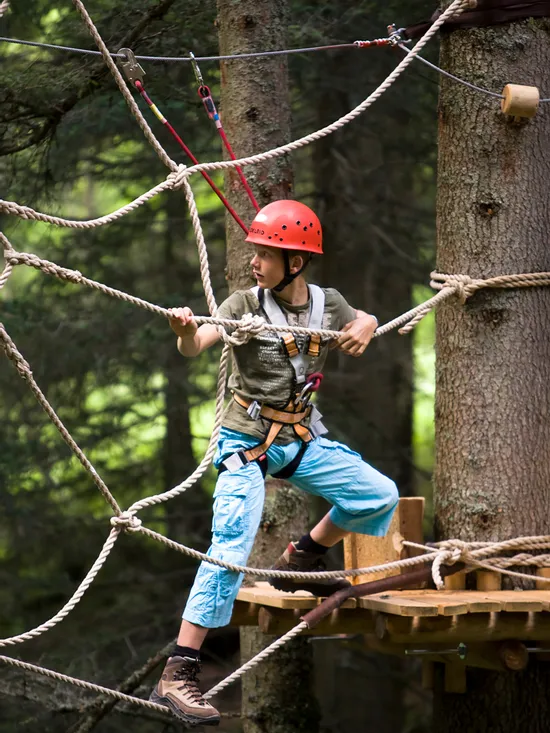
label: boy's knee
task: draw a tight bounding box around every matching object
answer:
[379,475,399,510]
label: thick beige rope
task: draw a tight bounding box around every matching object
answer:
[0,654,171,714]
[0,170,186,229]
[71,0,176,171]
[0,529,120,647]
[181,0,469,179]
[398,270,550,334]
[204,622,309,699]
[0,2,466,234]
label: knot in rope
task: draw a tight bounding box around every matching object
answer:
[431,540,466,589]
[110,512,142,532]
[430,272,482,304]
[219,313,266,346]
[167,164,188,190]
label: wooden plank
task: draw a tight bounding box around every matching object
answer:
[343,498,425,585]
[237,582,356,609]
[397,590,503,613]
[477,591,545,612]
[358,593,440,617]
[396,592,469,615]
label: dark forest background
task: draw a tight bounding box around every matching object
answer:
[0,1,442,730]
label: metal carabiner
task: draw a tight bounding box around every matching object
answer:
[188,51,205,88]
[117,47,145,85]
[386,24,409,46]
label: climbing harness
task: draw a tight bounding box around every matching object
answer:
[218,285,327,476]
[189,53,260,212]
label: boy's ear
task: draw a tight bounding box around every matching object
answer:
[289,254,304,274]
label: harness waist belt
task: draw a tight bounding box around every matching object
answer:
[232,392,311,424]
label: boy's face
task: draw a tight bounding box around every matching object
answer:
[250,245,285,289]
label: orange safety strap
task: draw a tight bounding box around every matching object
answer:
[242,421,285,463]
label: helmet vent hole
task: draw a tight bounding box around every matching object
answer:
[317,230,320,235]
[279,238,283,242]
[296,221,301,225]
[303,226,308,231]
[302,240,306,245]
[282,225,287,230]
[268,236,272,239]
[309,222,313,227]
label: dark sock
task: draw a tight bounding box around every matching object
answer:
[173,644,200,660]
[294,533,329,555]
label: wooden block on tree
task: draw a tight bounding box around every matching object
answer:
[343,497,425,585]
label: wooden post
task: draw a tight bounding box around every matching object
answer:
[343,497,425,584]
[444,570,466,590]
[536,568,550,590]
[476,570,502,591]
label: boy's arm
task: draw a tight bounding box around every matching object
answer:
[169,307,221,357]
[334,308,378,358]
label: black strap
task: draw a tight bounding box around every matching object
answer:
[218,451,268,477]
[272,441,309,480]
[404,0,550,40]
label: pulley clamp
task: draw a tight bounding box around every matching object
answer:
[118,48,145,85]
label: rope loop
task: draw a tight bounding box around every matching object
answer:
[430,271,481,304]
[167,164,189,190]
[218,312,267,346]
[431,543,465,589]
[110,511,142,532]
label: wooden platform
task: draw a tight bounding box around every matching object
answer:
[233,583,550,689]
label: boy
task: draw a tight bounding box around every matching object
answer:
[151,200,399,726]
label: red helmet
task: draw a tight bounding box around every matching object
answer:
[245,200,323,255]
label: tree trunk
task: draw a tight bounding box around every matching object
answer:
[216,1,318,731]
[240,482,320,733]
[434,18,550,733]
[217,0,293,292]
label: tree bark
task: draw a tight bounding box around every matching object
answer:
[217,0,293,292]
[434,19,550,733]
[240,482,320,733]
[216,1,318,731]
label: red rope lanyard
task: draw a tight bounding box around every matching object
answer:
[189,53,260,213]
[133,79,249,234]
[196,84,260,212]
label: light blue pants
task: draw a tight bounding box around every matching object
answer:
[183,428,399,628]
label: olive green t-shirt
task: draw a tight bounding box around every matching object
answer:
[217,286,356,444]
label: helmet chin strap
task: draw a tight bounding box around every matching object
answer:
[272,251,311,292]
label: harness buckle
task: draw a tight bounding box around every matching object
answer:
[221,451,249,473]
[247,400,262,420]
[118,48,145,85]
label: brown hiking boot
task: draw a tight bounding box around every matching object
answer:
[150,655,220,727]
[269,542,351,597]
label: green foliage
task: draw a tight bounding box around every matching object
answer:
[0,1,439,729]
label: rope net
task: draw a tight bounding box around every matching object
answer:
[2,0,550,722]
